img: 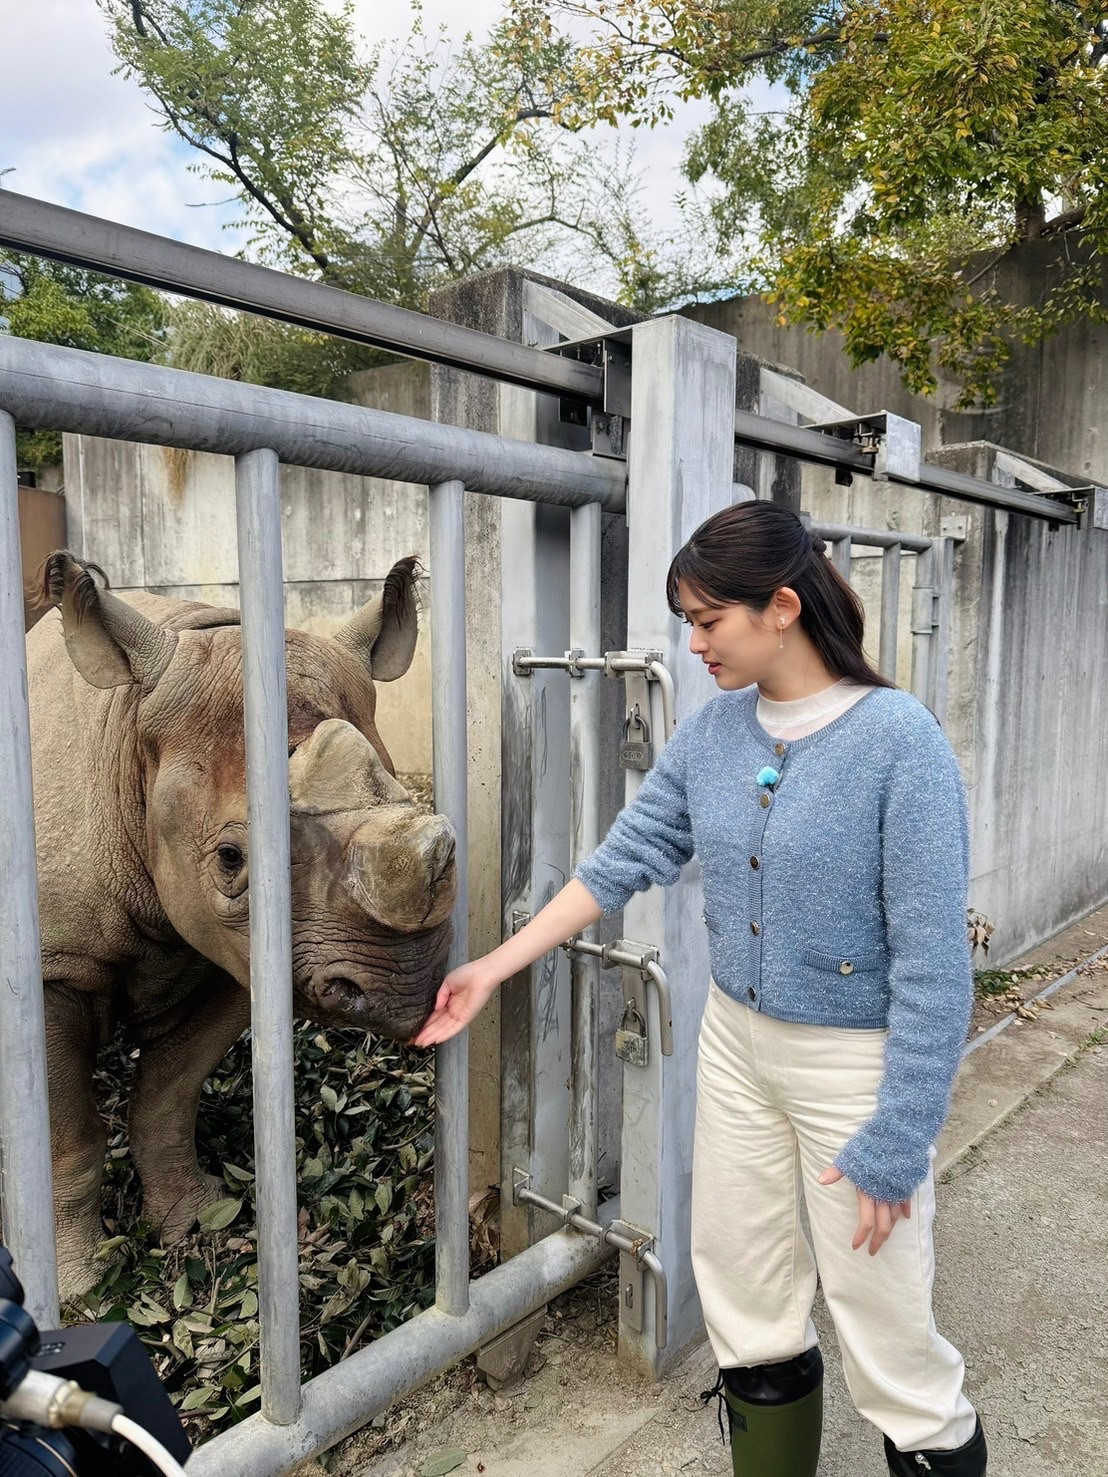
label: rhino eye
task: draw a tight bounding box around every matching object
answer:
[217,843,245,873]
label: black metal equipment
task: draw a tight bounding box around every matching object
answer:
[0,1247,189,1476]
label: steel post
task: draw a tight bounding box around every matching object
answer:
[0,410,58,1328]
[619,316,737,1374]
[831,536,852,581]
[234,449,300,1426]
[910,543,936,708]
[932,536,954,725]
[429,480,470,1318]
[879,543,902,682]
[568,500,602,1216]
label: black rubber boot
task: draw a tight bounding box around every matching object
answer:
[702,1348,823,1477]
[884,1416,987,1474]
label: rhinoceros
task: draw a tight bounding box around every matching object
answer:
[25,551,455,1301]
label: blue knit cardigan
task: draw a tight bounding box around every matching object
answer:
[575,685,972,1203]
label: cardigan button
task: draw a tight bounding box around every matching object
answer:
[839,960,855,976]
[774,742,786,756]
[747,986,757,1001]
[750,922,760,936]
[750,856,760,870]
[759,793,771,809]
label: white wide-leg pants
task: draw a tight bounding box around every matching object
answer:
[692,980,978,1453]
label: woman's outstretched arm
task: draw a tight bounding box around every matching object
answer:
[411,879,603,1047]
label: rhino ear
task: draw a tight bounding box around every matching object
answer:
[332,555,420,683]
[38,551,178,691]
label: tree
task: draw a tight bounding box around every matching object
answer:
[516,0,1108,404]
[99,0,731,313]
[0,253,168,468]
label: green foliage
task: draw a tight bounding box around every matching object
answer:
[0,254,167,467]
[166,300,391,400]
[99,0,716,311]
[78,1025,437,1437]
[534,0,1108,403]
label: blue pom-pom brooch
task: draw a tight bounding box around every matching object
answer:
[756,766,781,788]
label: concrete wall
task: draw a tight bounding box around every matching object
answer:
[62,362,435,774]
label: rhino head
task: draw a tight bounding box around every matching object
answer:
[42,551,454,1041]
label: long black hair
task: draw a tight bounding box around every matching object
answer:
[666,501,895,690]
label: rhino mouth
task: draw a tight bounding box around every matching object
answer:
[300,922,452,1037]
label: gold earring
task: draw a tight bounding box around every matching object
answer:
[778,621,786,650]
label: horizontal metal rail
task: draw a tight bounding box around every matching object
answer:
[809,520,932,554]
[0,192,605,405]
[735,409,1079,526]
[0,338,626,512]
[896,460,1079,524]
[185,1208,620,1474]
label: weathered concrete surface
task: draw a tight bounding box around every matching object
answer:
[61,361,434,773]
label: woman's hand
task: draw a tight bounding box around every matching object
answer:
[411,961,501,1048]
[818,1166,912,1256]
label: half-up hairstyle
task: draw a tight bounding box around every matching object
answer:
[665,501,895,690]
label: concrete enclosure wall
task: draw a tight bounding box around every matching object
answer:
[62,362,434,774]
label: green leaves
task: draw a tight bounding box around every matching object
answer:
[75,1024,438,1439]
[550,0,1108,405]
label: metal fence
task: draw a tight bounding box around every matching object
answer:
[0,336,632,1473]
[0,194,1088,1476]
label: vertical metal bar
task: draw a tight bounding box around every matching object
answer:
[430,479,470,1318]
[0,410,59,1329]
[932,536,954,725]
[879,543,901,682]
[910,543,934,706]
[620,315,737,1375]
[568,501,602,1216]
[832,535,852,581]
[234,448,300,1425]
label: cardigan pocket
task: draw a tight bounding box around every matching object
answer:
[802,947,884,976]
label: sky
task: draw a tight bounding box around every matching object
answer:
[1,0,716,267]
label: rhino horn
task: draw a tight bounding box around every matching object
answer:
[39,550,178,690]
[289,719,409,813]
[332,555,420,682]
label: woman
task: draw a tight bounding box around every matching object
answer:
[414,501,986,1476]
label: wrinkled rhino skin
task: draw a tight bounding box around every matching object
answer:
[25,552,455,1301]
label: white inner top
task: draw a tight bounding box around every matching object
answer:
[756,679,874,740]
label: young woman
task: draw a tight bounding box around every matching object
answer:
[414,501,987,1476]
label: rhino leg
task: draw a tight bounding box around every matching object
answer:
[129,977,250,1244]
[44,984,111,1304]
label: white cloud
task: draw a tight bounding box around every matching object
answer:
[2,0,243,250]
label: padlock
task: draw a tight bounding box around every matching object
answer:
[614,998,648,1067]
[619,705,654,771]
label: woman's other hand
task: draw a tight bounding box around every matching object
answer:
[412,961,500,1047]
[817,1166,912,1256]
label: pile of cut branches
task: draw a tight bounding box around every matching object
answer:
[79,1025,437,1436]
